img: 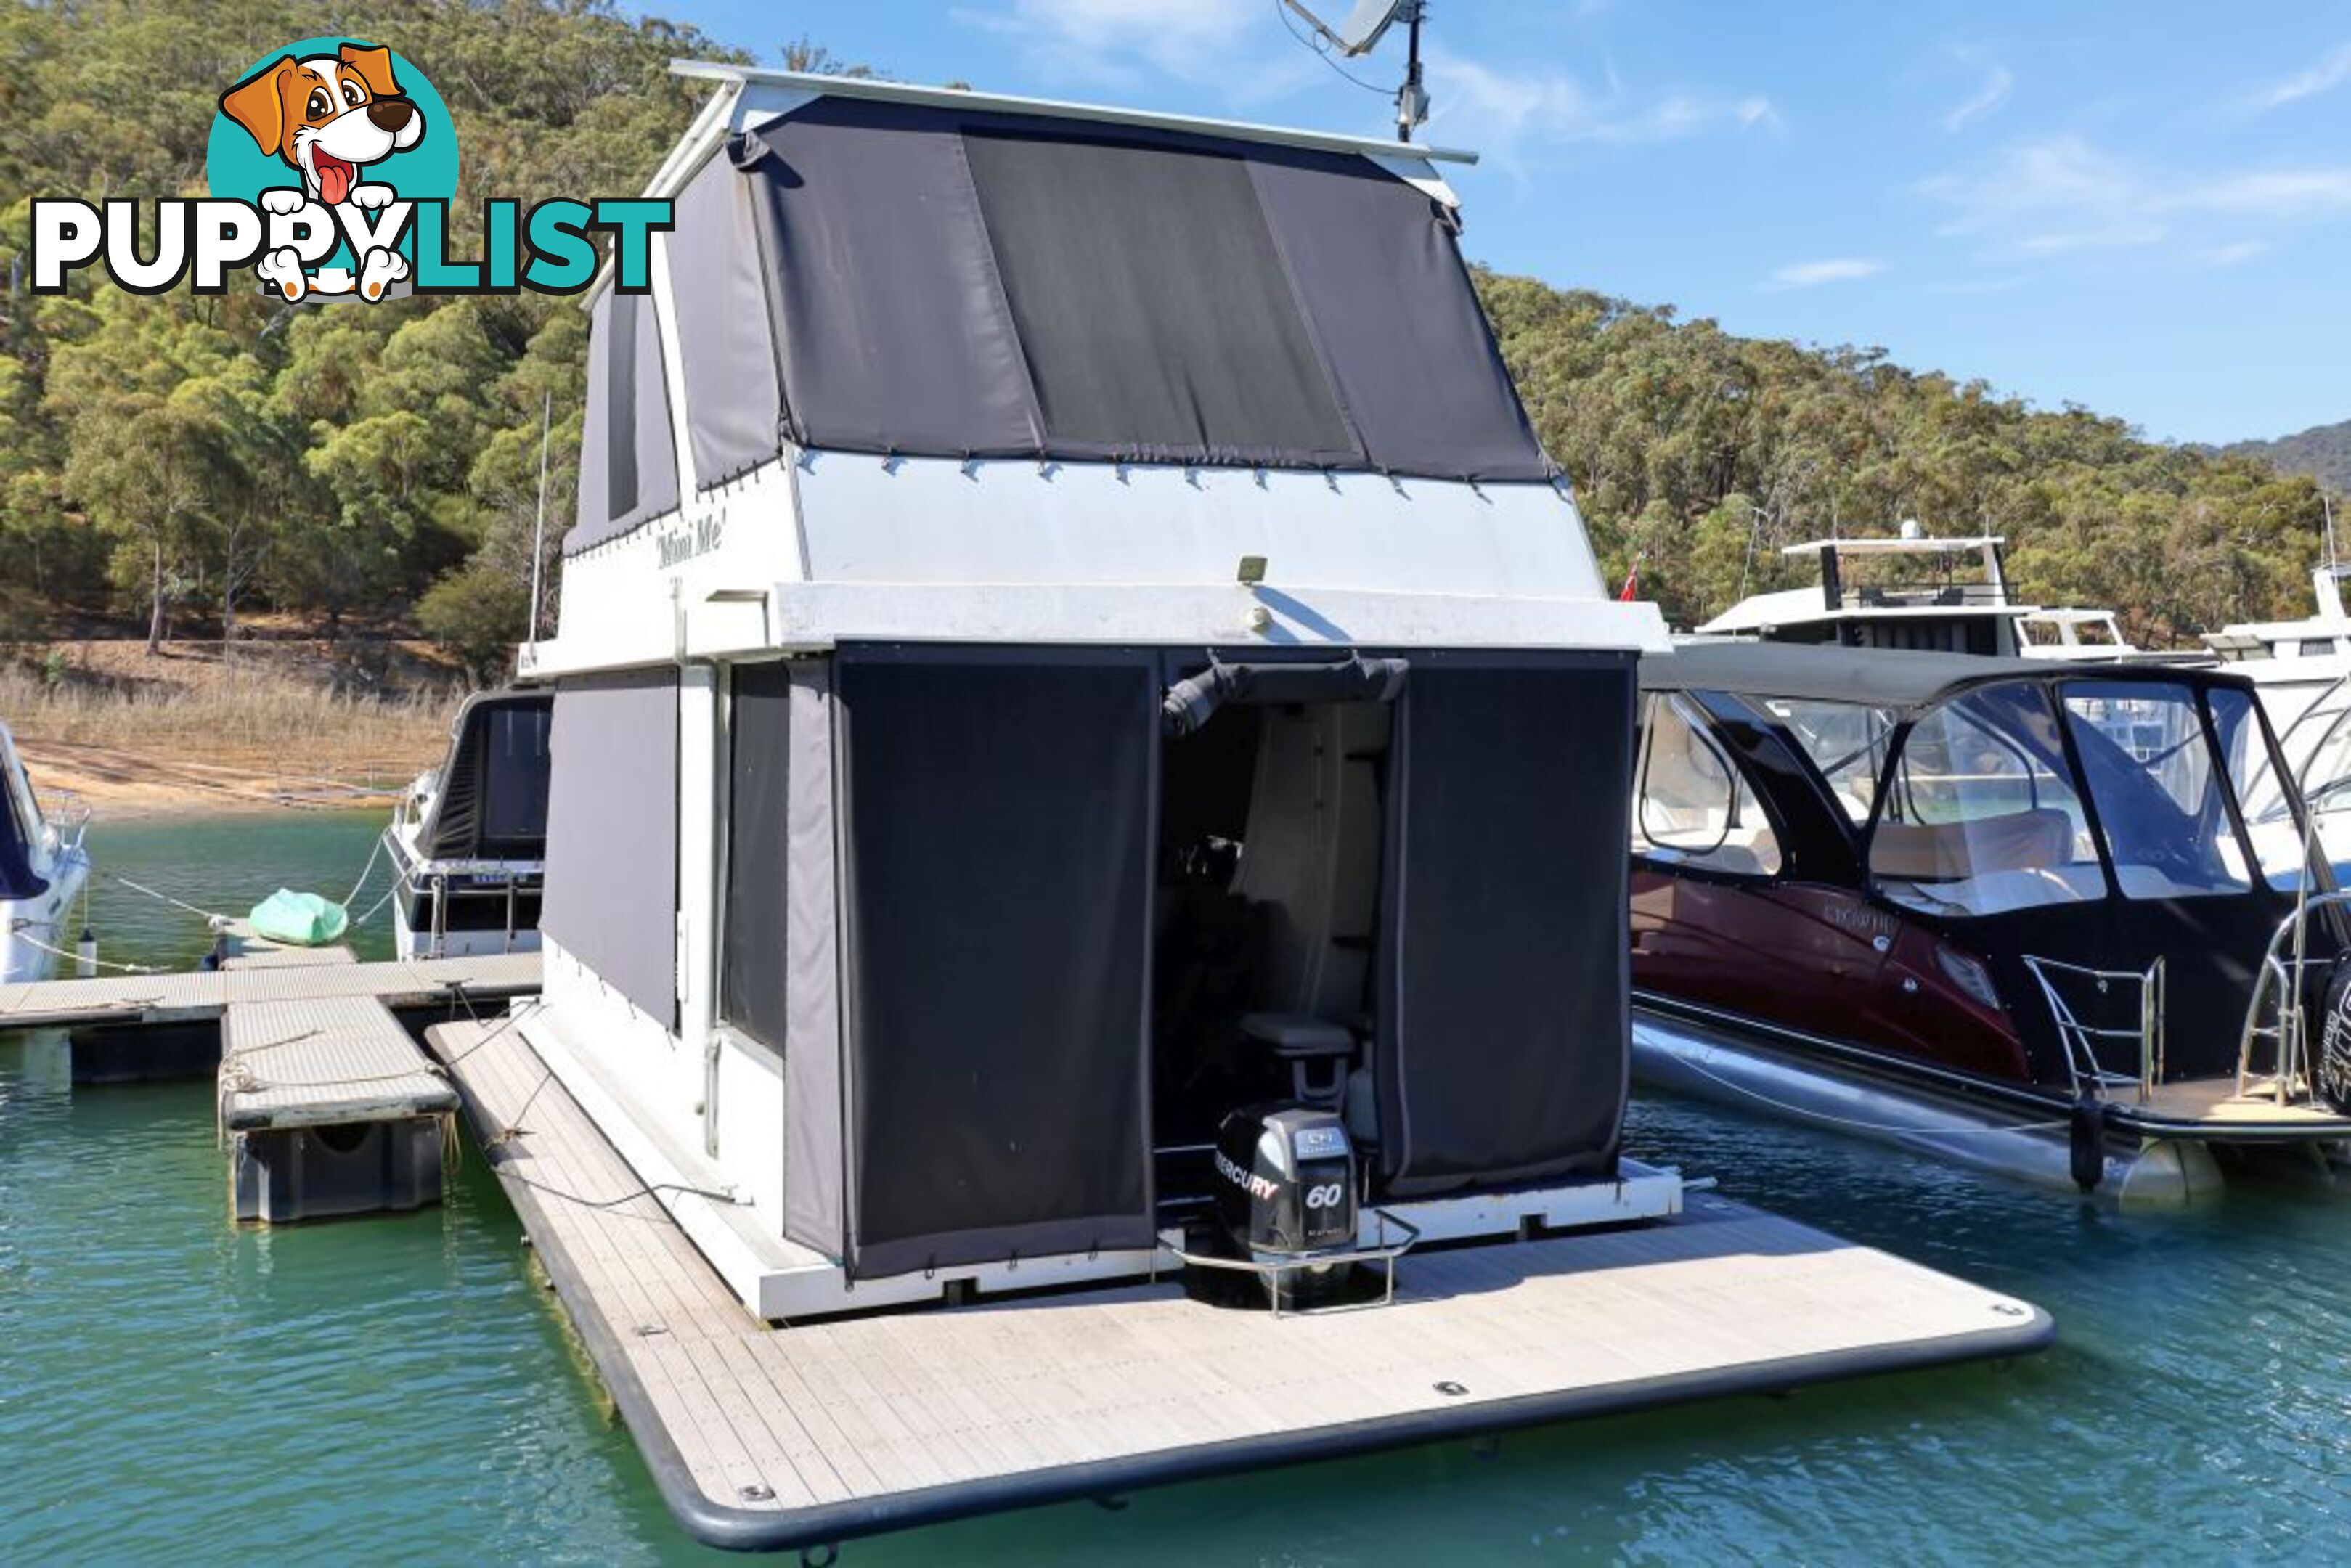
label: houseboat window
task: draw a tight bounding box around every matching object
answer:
[2303,639,2342,659]
[2061,682,2252,899]
[1763,698,1896,824]
[1869,684,2100,915]
[1634,694,1782,876]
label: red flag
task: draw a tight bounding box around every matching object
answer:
[1618,564,1639,602]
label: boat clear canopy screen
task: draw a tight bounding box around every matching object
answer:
[1632,693,1783,876]
[2061,682,2251,900]
[1870,685,2101,917]
[570,94,1552,555]
[1862,678,2268,916]
[1764,698,1896,826]
[542,670,680,1028]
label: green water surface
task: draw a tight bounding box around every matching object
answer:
[4,813,2350,1562]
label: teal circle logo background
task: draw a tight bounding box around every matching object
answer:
[206,37,458,266]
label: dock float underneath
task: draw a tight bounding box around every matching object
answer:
[426,1016,2055,1554]
[221,995,460,1222]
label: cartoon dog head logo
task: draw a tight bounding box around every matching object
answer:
[221,44,424,208]
[209,39,457,302]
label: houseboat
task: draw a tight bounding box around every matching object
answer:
[0,722,91,984]
[1629,640,2351,1201]
[380,690,550,958]
[468,63,2052,1551]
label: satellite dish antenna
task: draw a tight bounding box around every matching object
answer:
[1280,0,1430,142]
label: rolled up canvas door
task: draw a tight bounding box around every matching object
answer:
[542,669,680,1029]
[834,647,1157,1280]
[1375,656,1637,1195]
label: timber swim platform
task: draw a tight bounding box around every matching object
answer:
[426,1015,2055,1553]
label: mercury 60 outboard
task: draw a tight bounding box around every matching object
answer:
[1212,1104,1360,1305]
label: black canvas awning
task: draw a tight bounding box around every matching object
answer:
[569,92,1556,553]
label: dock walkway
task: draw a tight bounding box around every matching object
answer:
[0,950,539,1033]
[425,1016,2055,1553]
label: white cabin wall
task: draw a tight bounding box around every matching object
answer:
[794,456,1605,602]
[540,939,701,1132]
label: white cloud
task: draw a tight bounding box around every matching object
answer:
[1917,134,2351,257]
[1422,46,1777,164]
[2252,43,2351,111]
[2204,240,2268,266]
[1941,57,2013,133]
[1766,257,1884,289]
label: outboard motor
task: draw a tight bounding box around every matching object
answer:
[1213,1105,1359,1304]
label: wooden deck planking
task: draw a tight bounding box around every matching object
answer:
[424,1017,2051,1551]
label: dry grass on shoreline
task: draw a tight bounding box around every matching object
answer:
[0,662,455,764]
[1,643,465,814]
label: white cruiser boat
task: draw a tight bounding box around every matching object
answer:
[1698,528,2038,656]
[381,690,550,959]
[1,722,91,984]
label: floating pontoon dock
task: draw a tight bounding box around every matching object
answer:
[0,950,539,1034]
[428,1014,2054,1553]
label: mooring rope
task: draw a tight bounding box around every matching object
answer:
[8,926,167,975]
[341,834,385,909]
[91,867,231,925]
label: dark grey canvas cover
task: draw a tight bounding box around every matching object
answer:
[712,96,1551,481]
[667,151,786,489]
[722,662,791,1053]
[780,661,844,1258]
[1375,657,1635,1195]
[963,131,1355,463]
[834,648,1157,1280]
[419,692,553,862]
[542,669,680,1027]
[567,290,681,555]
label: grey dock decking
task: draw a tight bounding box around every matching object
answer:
[219,996,458,1131]
[0,950,539,1032]
[425,1016,2055,1553]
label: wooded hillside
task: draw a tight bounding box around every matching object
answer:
[2220,420,2351,500]
[0,1,2333,669]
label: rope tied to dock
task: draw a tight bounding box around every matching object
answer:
[8,926,167,975]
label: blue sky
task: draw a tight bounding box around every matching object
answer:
[655,1,2351,446]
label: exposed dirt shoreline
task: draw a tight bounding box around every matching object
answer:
[16,737,416,818]
[6,636,461,820]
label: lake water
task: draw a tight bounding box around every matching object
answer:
[6,813,2351,1562]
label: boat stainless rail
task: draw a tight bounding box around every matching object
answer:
[2237,890,2351,1103]
[1165,1209,1422,1318]
[2021,954,2165,1101]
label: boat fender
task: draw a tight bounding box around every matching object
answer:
[2069,1097,2108,1195]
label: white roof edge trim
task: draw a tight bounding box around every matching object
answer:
[667,59,1480,166]
[1778,536,2005,555]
